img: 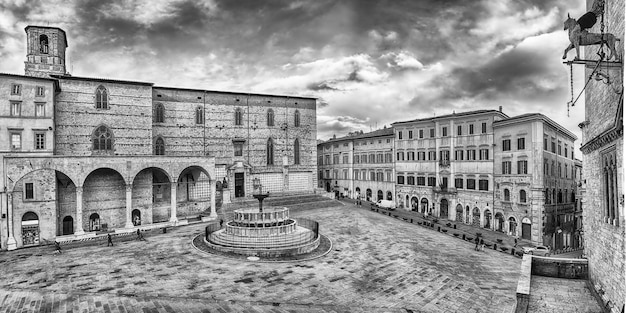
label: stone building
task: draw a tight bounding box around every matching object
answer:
[492,113,577,246]
[578,0,624,310]
[317,128,395,202]
[392,110,507,228]
[0,25,316,251]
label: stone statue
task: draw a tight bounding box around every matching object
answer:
[562,1,620,61]
[222,177,228,189]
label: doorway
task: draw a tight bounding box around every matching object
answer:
[235,173,245,198]
[62,216,74,235]
[89,213,100,231]
[522,217,531,240]
[21,212,40,246]
[132,209,141,226]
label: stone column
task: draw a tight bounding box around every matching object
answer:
[169,183,177,223]
[6,192,17,250]
[210,179,217,218]
[75,186,85,235]
[125,184,133,228]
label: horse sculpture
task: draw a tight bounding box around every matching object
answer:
[563,14,620,61]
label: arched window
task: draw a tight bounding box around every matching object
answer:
[267,138,274,165]
[235,108,243,126]
[267,109,274,126]
[154,103,165,123]
[92,125,113,151]
[545,188,550,204]
[571,191,576,203]
[294,110,301,127]
[39,35,49,54]
[293,138,301,164]
[558,190,563,203]
[504,188,510,201]
[154,137,165,155]
[95,85,108,109]
[195,106,204,124]
[519,190,527,203]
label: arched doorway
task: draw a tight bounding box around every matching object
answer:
[509,217,518,236]
[366,189,372,201]
[521,217,531,240]
[62,216,74,235]
[440,199,449,219]
[472,207,481,228]
[386,191,392,200]
[465,206,470,224]
[355,187,361,199]
[420,198,429,213]
[132,209,141,226]
[495,213,505,232]
[89,213,101,231]
[326,182,331,192]
[455,204,463,221]
[410,196,419,211]
[21,212,40,246]
[377,190,383,201]
[484,209,492,228]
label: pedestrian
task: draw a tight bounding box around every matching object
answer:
[480,238,485,252]
[219,219,224,228]
[54,241,62,254]
[514,238,518,247]
[474,236,480,251]
[136,228,142,240]
[107,233,113,246]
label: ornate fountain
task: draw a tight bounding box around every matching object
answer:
[204,178,320,258]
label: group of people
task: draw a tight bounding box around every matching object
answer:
[474,236,485,251]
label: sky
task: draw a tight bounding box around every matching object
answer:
[0,0,590,154]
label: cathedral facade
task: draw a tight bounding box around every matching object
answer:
[0,26,317,250]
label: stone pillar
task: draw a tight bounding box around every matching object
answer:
[170,183,177,223]
[210,179,217,217]
[125,184,133,228]
[6,192,17,250]
[75,186,85,235]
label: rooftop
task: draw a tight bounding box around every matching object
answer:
[494,113,578,141]
[392,109,508,125]
[320,127,394,144]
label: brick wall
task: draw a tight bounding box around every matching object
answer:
[82,169,127,230]
[55,79,153,156]
[582,0,625,311]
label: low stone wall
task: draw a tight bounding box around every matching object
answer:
[515,255,591,312]
[531,256,588,279]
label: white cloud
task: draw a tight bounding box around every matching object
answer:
[381,51,424,70]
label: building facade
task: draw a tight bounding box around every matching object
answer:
[317,128,395,202]
[0,25,317,251]
[579,0,624,310]
[392,110,507,230]
[493,114,578,246]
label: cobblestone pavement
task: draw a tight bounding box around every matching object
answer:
[0,204,521,313]
[527,276,602,313]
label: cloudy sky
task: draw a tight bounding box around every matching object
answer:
[0,0,590,151]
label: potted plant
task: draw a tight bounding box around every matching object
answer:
[500,247,509,252]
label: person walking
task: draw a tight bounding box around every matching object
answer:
[107,233,114,246]
[514,238,518,248]
[54,241,62,254]
[219,219,224,228]
[480,238,485,252]
[474,236,480,251]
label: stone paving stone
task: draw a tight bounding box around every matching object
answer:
[527,276,602,313]
[0,205,522,313]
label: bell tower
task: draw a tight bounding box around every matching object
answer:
[24,26,68,77]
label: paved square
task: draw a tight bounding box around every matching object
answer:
[0,204,521,312]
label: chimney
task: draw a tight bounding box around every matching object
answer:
[499,106,502,112]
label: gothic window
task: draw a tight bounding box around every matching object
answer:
[92,125,113,151]
[154,137,165,155]
[602,147,618,225]
[95,85,108,109]
[504,189,510,201]
[39,35,49,54]
[195,106,204,124]
[294,110,301,127]
[294,138,300,165]
[520,190,527,203]
[235,108,243,126]
[154,103,165,123]
[267,109,274,126]
[266,138,274,165]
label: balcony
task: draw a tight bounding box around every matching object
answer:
[434,185,457,194]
